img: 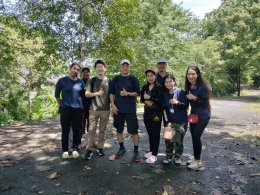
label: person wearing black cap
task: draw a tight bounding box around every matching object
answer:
[109,59,141,162]
[141,67,163,164]
[156,58,169,86]
[55,62,85,159]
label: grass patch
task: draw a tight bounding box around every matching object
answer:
[238,134,260,148]
[243,100,260,112]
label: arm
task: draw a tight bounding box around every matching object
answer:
[55,78,62,105]
[110,94,118,115]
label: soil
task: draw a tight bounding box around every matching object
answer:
[0,95,259,195]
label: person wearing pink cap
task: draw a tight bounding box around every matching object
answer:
[140,67,163,164]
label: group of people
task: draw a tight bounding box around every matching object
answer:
[55,58,211,171]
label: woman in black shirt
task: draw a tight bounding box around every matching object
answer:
[141,67,163,164]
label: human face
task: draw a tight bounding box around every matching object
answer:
[81,70,90,80]
[95,63,106,76]
[120,63,130,76]
[70,65,80,78]
[157,62,167,73]
[164,77,175,91]
[146,72,156,84]
[187,68,198,84]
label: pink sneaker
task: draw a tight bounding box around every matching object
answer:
[145,155,157,164]
[144,152,152,159]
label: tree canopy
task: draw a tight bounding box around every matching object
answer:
[0,0,259,124]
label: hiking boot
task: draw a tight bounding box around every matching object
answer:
[97,148,105,156]
[84,150,93,160]
[72,150,79,159]
[115,147,126,159]
[144,152,152,159]
[133,151,141,163]
[188,160,204,170]
[145,155,157,164]
[162,157,173,164]
[62,151,70,159]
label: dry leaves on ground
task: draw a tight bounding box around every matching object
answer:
[109,154,116,161]
[0,184,11,191]
[163,185,175,195]
[48,171,60,180]
[84,165,92,171]
[210,188,222,195]
[132,176,145,180]
[250,172,260,177]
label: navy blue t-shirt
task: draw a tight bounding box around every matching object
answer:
[189,84,211,119]
[109,75,140,113]
[156,72,169,86]
[164,87,188,124]
[55,76,85,109]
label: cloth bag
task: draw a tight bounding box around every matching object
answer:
[163,126,176,140]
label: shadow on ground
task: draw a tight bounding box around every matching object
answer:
[0,99,260,195]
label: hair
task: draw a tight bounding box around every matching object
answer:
[70,62,81,69]
[94,60,107,68]
[162,74,176,92]
[185,65,211,110]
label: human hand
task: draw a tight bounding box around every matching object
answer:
[112,104,119,115]
[120,87,128,96]
[169,97,179,105]
[144,91,150,100]
[186,91,197,100]
[145,100,153,107]
[96,88,104,96]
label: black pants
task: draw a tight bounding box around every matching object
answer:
[79,108,90,142]
[60,107,82,152]
[144,115,162,156]
[190,118,209,160]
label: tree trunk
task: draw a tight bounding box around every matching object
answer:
[79,4,83,65]
[237,64,241,97]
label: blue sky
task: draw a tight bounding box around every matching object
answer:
[173,0,221,18]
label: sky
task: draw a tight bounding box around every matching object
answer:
[173,0,222,19]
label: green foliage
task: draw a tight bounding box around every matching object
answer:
[205,0,260,96]
[252,74,260,88]
[32,86,58,120]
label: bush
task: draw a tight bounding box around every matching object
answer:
[252,74,260,88]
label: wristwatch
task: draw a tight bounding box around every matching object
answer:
[127,92,130,97]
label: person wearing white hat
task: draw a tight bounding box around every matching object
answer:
[109,59,141,163]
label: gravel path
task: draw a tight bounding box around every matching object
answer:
[0,96,259,195]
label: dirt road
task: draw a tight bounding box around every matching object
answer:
[0,97,259,195]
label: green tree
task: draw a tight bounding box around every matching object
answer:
[207,0,260,96]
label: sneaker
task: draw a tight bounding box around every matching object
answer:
[163,158,173,164]
[72,150,79,159]
[62,151,70,159]
[188,160,203,170]
[174,158,182,165]
[84,150,93,160]
[115,147,126,159]
[187,158,194,164]
[144,152,152,159]
[133,151,141,163]
[97,148,105,156]
[145,155,157,164]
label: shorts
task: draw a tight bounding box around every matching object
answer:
[113,113,139,135]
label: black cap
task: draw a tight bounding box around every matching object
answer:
[82,67,90,72]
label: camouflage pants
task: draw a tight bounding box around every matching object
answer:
[165,123,187,158]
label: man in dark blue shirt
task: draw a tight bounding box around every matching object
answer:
[109,59,141,162]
